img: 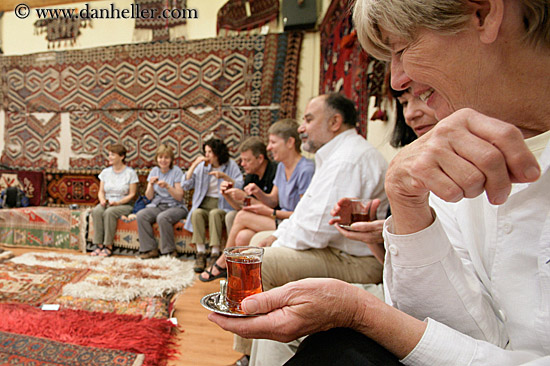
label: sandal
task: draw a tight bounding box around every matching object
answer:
[199,262,227,282]
[97,246,113,257]
[90,245,104,256]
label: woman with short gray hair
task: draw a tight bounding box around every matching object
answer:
[207,1,550,364]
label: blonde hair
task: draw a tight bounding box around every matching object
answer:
[268,119,301,152]
[155,144,175,169]
[353,0,550,61]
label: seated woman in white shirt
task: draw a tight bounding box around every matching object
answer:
[90,143,138,257]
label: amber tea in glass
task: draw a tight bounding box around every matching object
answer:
[224,246,264,314]
[350,199,373,224]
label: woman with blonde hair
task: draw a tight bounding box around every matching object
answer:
[199,119,314,282]
[137,144,187,259]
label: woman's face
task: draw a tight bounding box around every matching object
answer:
[266,134,288,162]
[108,151,123,166]
[157,153,172,170]
[204,145,219,166]
[397,92,438,137]
[386,24,485,121]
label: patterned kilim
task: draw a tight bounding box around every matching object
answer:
[46,170,101,206]
[0,331,144,366]
[11,252,195,302]
[319,0,388,137]
[0,33,303,170]
[217,0,279,32]
[0,207,88,251]
[0,262,89,306]
[2,112,60,168]
[0,169,45,206]
[53,295,173,319]
[134,0,187,41]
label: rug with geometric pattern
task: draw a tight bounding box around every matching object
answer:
[0,32,303,170]
[0,262,89,306]
[0,207,88,251]
[0,330,144,366]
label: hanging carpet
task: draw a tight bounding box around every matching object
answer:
[0,32,303,170]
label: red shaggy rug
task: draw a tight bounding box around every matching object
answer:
[0,330,144,366]
[0,304,179,366]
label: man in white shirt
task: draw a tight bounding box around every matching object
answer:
[230,93,389,364]
[259,92,388,290]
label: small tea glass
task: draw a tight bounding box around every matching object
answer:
[224,246,264,314]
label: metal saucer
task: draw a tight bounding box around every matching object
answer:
[338,223,359,231]
[200,292,258,317]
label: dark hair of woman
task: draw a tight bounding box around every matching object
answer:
[203,138,230,165]
[389,88,418,148]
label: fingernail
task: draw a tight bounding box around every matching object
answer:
[524,166,540,181]
[492,192,508,205]
[242,299,259,314]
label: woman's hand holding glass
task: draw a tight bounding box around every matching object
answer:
[330,198,385,263]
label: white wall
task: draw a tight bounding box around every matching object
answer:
[0,0,398,165]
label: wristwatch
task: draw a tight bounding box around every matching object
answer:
[272,209,277,220]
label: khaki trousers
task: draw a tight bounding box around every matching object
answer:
[261,246,383,291]
[91,203,133,246]
[190,196,226,247]
[234,246,383,355]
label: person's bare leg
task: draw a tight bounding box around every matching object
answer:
[235,229,257,246]
[199,211,275,280]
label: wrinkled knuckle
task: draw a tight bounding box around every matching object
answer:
[462,170,486,189]
[440,185,463,202]
[478,148,503,170]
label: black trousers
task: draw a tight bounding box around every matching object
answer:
[284,328,404,366]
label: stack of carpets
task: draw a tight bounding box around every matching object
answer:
[0,253,196,365]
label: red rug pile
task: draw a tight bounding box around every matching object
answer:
[0,303,180,366]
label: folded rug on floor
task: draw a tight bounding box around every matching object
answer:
[0,303,179,366]
[0,330,144,366]
[0,262,89,306]
[11,252,195,301]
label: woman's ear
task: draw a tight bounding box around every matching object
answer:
[469,0,504,44]
[286,137,296,149]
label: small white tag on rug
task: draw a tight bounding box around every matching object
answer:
[41,304,60,311]
[169,317,178,325]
